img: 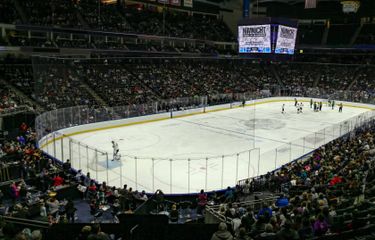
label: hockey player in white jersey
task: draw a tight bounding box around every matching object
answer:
[112,141,120,161]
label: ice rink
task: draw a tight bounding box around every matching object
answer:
[44,100,372,194]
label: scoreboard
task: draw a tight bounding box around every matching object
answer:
[238,18,298,56]
[238,25,271,54]
[275,25,297,55]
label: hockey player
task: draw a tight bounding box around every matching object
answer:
[295,102,300,114]
[339,103,343,112]
[313,102,317,112]
[310,99,313,108]
[112,141,119,161]
[299,102,303,113]
[332,100,335,110]
[294,98,298,107]
[319,102,323,111]
[281,104,285,114]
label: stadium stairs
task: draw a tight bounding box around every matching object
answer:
[350,22,364,46]
[126,68,163,100]
[13,0,27,24]
[269,64,284,87]
[80,81,109,107]
[312,70,322,88]
[0,79,42,113]
[346,66,366,91]
[321,24,329,45]
[75,8,90,29]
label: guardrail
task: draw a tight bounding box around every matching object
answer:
[0,215,49,229]
[205,196,278,223]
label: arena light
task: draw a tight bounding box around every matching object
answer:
[341,0,360,13]
[101,0,117,4]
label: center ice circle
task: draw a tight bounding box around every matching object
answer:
[242,118,286,130]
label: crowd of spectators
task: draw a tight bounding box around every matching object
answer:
[79,62,155,107]
[1,64,34,99]
[20,0,80,28]
[355,23,375,45]
[0,123,153,238]
[0,0,234,42]
[34,63,99,110]
[78,0,132,33]
[0,0,20,25]
[1,58,374,113]
[0,81,28,114]
[0,86,20,114]
[212,118,375,239]
[350,66,375,101]
[45,59,268,107]
[274,63,375,103]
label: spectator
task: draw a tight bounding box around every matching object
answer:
[275,194,289,208]
[78,225,92,240]
[211,222,233,240]
[9,181,19,203]
[169,204,179,223]
[257,223,276,240]
[31,230,42,240]
[224,187,234,203]
[197,189,207,214]
[52,174,64,186]
[237,227,252,240]
[46,192,59,216]
[63,159,71,174]
[65,199,77,223]
[298,218,313,240]
[313,214,329,236]
[40,202,47,218]
[88,223,110,240]
[276,220,299,240]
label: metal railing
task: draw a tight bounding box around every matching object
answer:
[205,196,279,223]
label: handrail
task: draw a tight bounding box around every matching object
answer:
[0,105,35,117]
[205,196,279,223]
[133,189,161,214]
[1,216,49,229]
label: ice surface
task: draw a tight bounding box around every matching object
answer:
[48,101,370,194]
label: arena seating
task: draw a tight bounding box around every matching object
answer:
[0,85,21,113]
[0,1,234,42]
[21,0,80,27]
[327,24,358,45]
[356,23,375,45]
[1,64,34,98]
[227,120,375,239]
[79,61,155,107]
[1,58,374,112]
[33,66,100,110]
[0,0,20,24]
[297,24,325,45]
